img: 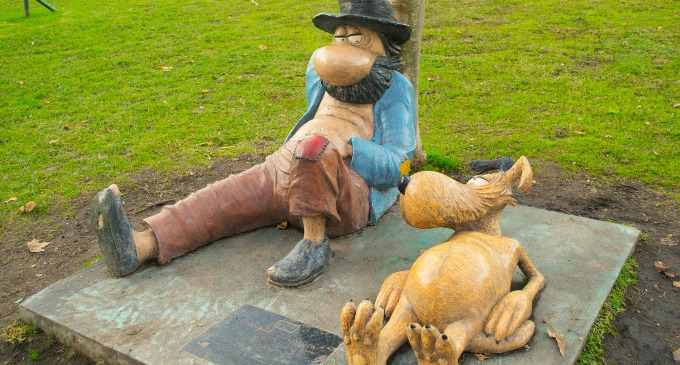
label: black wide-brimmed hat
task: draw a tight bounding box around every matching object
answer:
[312,0,412,45]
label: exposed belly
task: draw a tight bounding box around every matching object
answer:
[404,238,515,329]
[288,93,374,149]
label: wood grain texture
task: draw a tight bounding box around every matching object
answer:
[390,0,427,166]
[342,157,545,364]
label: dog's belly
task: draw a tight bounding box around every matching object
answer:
[404,240,513,329]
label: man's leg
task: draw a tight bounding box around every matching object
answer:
[144,157,285,264]
[267,135,369,286]
[92,154,285,276]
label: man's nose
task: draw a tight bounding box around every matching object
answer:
[313,43,376,86]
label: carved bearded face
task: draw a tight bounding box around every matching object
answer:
[313,26,402,104]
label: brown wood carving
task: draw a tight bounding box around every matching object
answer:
[341,156,545,364]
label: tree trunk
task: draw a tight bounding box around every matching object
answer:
[390,0,427,166]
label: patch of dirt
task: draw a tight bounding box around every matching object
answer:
[1,156,679,364]
[0,154,264,364]
[517,163,680,365]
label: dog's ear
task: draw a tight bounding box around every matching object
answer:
[506,156,533,193]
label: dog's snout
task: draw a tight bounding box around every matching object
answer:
[398,175,410,195]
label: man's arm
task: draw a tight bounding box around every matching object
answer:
[349,74,416,189]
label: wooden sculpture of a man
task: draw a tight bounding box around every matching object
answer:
[91,0,416,287]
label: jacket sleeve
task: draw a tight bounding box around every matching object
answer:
[349,75,416,190]
[305,50,323,108]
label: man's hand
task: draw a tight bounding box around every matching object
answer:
[483,290,533,342]
[339,143,353,158]
[326,136,353,158]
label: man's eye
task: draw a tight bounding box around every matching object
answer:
[334,36,346,44]
[348,34,362,44]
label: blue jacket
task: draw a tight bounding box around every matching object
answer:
[285,52,416,225]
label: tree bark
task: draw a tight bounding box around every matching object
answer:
[390,0,427,166]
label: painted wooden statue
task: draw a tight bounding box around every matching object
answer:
[90,0,416,287]
[341,157,545,364]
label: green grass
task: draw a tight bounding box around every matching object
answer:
[1,0,678,230]
[419,147,461,172]
[578,257,638,364]
[1,320,37,345]
[82,256,102,268]
[1,0,331,227]
[418,0,679,186]
[28,347,40,360]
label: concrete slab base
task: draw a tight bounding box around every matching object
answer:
[19,205,638,365]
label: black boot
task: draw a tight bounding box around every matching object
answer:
[91,187,139,276]
[267,237,331,287]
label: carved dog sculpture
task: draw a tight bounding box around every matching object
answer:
[341,157,545,364]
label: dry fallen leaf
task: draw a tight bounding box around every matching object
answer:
[276,221,288,229]
[27,239,50,253]
[19,81,24,85]
[19,201,36,213]
[544,320,566,356]
[673,282,680,289]
[665,272,676,278]
[201,89,211,94]
[573,131,585,135]
[63,124,70,130]
[48,139,59,144]
[604,134,612,138]
[162,66,173,71]
[645,121,652,125]
[196,142,213,146]
[97,153,107,159]
[655,261,668,273]
[673,347,680,362]
[660,235,677,246]
[674,103,680,108]
[239,98,245,105]
[3,197,17,203]
[474,353,490,361]
[258,44,268,50]
[657,26,663,30]
[45,100,50,104]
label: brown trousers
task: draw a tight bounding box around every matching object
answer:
[144,138,370,264]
